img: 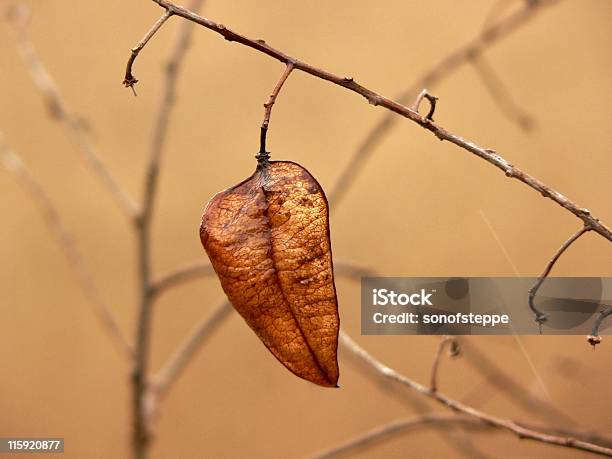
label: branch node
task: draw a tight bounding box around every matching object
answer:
[587,307,612,347]
[123,73,139,96]
[587,335,601,347]
[412,89,438,121]
[430,336,458,393]
[367,95,382,106]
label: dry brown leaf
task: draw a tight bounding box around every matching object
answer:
[200,160,340,387]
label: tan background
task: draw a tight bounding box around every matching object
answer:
[1,0,611,458]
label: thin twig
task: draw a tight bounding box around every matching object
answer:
[587,307,612,347]
[528,226,591,326]
[411,89,439,121]
[310,414,489,459]
[0,133,132,357]
[140,300,232,430]
[258,63,295,162]
[470,54,534,131]
[430,336,459,393]
[310,412,612,459]
[151,261,215,298]
[8,5,138,220]
[151,300,233,400]
[124,10,174,91]
[339,331,612,456]
[521,424,612,450]
[327,0,559,208]
[423,93,437,121]
[411,88,428,112]
[262,64,295,131]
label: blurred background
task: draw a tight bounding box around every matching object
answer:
[0,0,611,457]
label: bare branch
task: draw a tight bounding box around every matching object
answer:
[470,54,534,131]
[0,133,132,358]
[150,300,233,400]
[430,336,459,393]
[528,226,591,326]
[146,1,612,241]
[311,414,489,459]
[587,307,612,347]
[149,256,611,453]
[258,63,295,162]
[340,331,612,453]
[311,412,612,459]
[123,10,174,91]
[146,253,611,455]
[153,260,604,423]
[144,300,233,426]
[327,0,558,208]
[8,5,138,220]
[339,331,612,456]
[151,261,215,298]
[524,424,612,450]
